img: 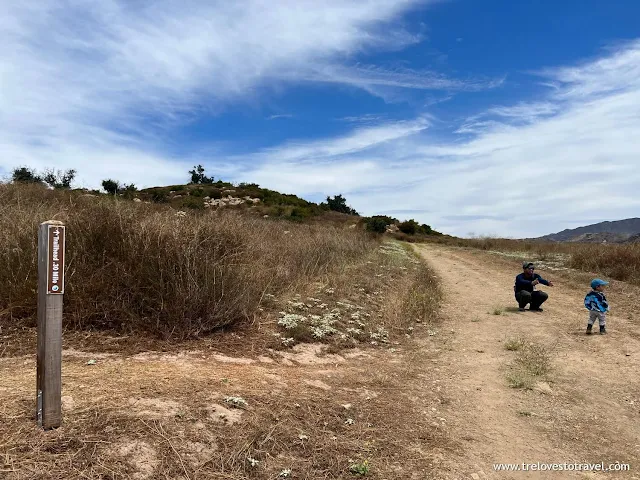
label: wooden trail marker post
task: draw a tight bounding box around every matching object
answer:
[36,220,66,429]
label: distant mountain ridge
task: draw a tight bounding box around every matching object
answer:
[536,218,640,243]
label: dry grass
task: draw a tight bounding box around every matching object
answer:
[506,339,552,390]
[0,183,373,339]
[0,237,445,479]
[504,337,526,351]
[0,350,452,480]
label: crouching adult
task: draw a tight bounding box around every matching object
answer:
[514,262,554,312]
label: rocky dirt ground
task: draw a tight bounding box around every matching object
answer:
[1,243,639,479]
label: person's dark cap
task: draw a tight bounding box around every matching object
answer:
[522,262,535,269]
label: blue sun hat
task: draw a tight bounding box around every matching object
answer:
[591,278,609,289]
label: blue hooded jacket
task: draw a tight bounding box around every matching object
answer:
[584,290,609,312]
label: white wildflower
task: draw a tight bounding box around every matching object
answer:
[310,324,337,339]
[225,396,248,409]
[298,434,309,441]
[345,418,355,425]
[336,301,355,310]
[247,457,260,467]
[370,327,389,343]
[279,469,292,478]
[287,301,306,310]
[281,337,295,346]
[278,313,306,329]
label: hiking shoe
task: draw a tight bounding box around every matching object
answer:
[529,307,543,312]
[586,324,593,335]
[518,307,526,312]
[600,326,607,335]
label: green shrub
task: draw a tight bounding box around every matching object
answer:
[102,179,120,195]
[398,219,418,235]
[182,197,204,210]
[42,168,76,189]
[188,165,214,184]
[325,194,358,215]
[151,190,168,203]
[365,217,388,233]
[12,166,42,184]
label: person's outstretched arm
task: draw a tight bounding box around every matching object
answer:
[534,274,554,287]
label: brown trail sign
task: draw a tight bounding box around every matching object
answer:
[37,221,65,429]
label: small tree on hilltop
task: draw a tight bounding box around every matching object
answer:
[419,223,433,235]
[122,183,138,199]
[326,194,358,215]
[398,219,419,235]
[364,217,388,233]
[189,165,214,184]
[42,168,76,189]
[102,179,120,195]
[12,166,43,184]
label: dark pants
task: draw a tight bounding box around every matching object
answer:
[515,290,548,309]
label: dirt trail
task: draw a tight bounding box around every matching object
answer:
[414,244,640,479]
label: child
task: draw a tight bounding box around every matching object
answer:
[584,278,609,335]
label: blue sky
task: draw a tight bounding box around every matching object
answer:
[2,0,640,237]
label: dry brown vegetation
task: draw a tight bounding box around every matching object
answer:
[0,186,444,479]
[0,183,372,339]
[419,234,640,286]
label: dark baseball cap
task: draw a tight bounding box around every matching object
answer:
[522,262,535,269]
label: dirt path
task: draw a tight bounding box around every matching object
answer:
[413,244,640,479]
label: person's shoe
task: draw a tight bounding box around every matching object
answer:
[518,307,526,312]
[529,307,543,312]
[586,324,593,335]
[600,326,607,335]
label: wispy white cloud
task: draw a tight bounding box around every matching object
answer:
[340,114,388,124]
[267,114,294,120]
[537,40,640,100]
[236,40,640,237]
[2,0,481,188]
[295,64,503,95]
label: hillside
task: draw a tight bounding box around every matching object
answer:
[137,181,338,223]
[9,165,444,237]
[536,217,640,243]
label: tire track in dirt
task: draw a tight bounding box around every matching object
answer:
[413,244,640,479]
